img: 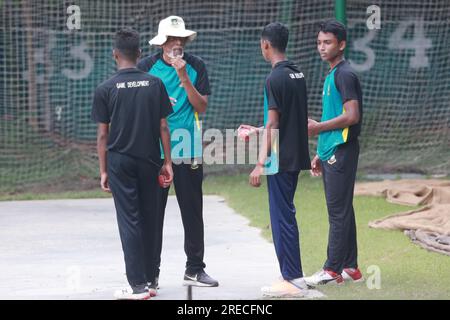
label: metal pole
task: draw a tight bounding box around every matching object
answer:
[187,285,192,300]
[335,0,347,25]
[335,0,348,56]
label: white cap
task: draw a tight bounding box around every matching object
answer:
[149,16,197,46]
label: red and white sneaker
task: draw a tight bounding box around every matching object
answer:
[303,269,344,286]
[341,268,364,283]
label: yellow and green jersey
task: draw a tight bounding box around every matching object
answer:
[318,60,363,161]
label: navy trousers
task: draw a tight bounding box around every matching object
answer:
[267,171,303,280]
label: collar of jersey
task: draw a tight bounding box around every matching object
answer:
[327,59,346,74]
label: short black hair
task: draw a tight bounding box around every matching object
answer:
[261,22,289,53]
[317,19,347,42]
[114,28,140,61]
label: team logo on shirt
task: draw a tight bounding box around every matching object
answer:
[116,81,149,89]
[169,97,177,106]
[289,72,304,79]
[191,159,199,170]
[327,154,337,165]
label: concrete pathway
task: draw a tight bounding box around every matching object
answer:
[0,196,289,300]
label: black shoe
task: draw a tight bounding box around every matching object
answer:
[183,270,219,287]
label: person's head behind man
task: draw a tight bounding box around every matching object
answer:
[113,28,141,66]
[317,19,347,63]
[260,22,289,62]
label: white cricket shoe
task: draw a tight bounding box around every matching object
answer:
[303,269,344,286]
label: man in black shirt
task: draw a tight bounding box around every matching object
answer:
[240,22,311,298]
[91,28,173,300]
[304,20,363,286]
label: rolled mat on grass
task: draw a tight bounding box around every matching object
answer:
[355,180,450,256]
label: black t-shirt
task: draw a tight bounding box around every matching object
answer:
[266,60,311,172]
[91,68,173,165]
[334,60,363,141]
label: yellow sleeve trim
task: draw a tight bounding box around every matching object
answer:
[342,127,349,142]
[194,112,201,131]
[342,105,349,142]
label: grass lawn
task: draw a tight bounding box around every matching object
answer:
[1,173,449,299]
[203,173,450,300]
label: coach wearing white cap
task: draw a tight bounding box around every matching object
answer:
[148,16,197,45]
[138,16,218,293]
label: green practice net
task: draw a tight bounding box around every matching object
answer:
[0,0,449,192]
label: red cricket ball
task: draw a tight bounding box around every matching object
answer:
[158,175,166,188]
